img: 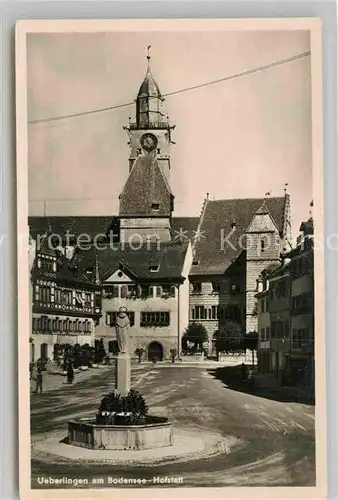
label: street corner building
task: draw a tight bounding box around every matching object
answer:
[255,217,314,388]
[28,51,295,362]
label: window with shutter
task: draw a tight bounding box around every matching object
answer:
[113,286,119,298]
[156,286,162,297]
[170,286,176,297]
[140,311,170,327]
[121,285,128,298]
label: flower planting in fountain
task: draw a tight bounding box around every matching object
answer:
[96,389,150,425]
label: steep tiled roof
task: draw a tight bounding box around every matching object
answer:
[28,216,114,242]
[72,241,190,282]
[171,217,199,241]
[119,155,173,217]
[190,196,286,276]
[28,216,196,242]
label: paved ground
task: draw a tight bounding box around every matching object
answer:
[31,363,315,489]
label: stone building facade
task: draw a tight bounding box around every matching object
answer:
[72,241,192,360]
[189,195,291,353]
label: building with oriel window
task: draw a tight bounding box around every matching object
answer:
[30,225,102,361]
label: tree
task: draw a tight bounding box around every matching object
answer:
[215,321,242,354]
[241,331,258,366]
[135,347,145,363]
[182,323,208,351]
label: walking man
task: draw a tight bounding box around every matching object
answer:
[29,361,34,380]
[35,367,43,394]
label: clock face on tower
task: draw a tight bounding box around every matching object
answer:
[140,133,158,152]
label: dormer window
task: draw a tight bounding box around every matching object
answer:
[151,203,160,211]
[149,265,160,272]
[192,258,199,266]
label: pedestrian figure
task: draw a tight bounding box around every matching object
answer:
[247,367,254,388]
[67,363,74,384]
[29,361,35,380]
[241,363,248,382]
[35,367,43,394]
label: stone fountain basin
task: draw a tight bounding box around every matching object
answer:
[68,416,173,451]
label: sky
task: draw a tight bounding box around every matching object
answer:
[27,29,313,235]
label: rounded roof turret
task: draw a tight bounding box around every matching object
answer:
[137,46,162,99]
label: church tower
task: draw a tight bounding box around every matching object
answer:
[119,48,175,244]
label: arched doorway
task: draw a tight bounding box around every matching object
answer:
[40,343,48,359]
[148,341,163,362]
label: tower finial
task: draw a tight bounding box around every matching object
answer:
[147,45,151,65]
[94,248,101,286]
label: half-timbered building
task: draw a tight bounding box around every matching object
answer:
[30,227,102,361]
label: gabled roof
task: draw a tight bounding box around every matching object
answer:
[119,155,173,217]
[72,241,190,283]
[190,196,286,276]
[246,200,279,234]
[32,248,97,288]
